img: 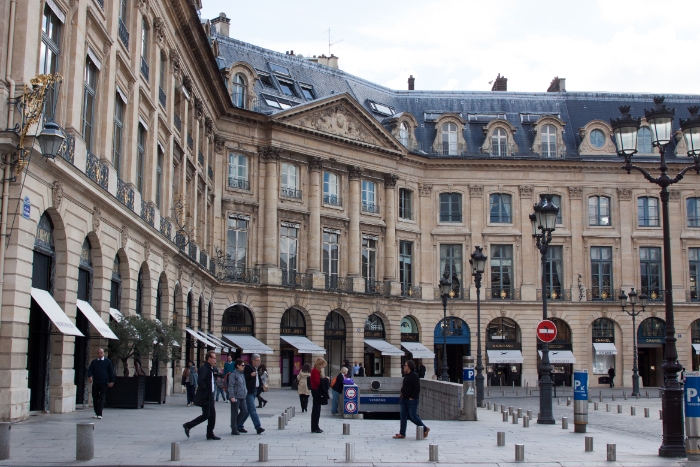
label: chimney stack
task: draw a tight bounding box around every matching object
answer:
[408,75,415,90]
[211,12,230,37]
[547,77,566,92]
[491,73,507,92]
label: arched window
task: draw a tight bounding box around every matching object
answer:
[441,122,458,155]
[692,319,700,341]
[491,128,507,156]
[541,124,557,158]
[222,304,254,334]
[592,318,614,339]
[207,301,213,333]
[281,308,306,334]
[232,74,246,108]
[401,316,419,336]
[487,317,521,342]
[364,313,385,338]
[172,283,180,325]
[591,318,615,374]
[638,127,652,153]
[638,317,665,339]
[197,296,203,329]
[186,292,193,327]
[135,267,143,315]
[399,122,409,147]
[110,256,121,310]
[324,311,346,376]
[550,318,572,343]
[155,277,163,321]
[435,316,468,338]
[78,238,92,302]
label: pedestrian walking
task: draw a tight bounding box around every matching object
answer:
[353,361,360,377]
[256,364,268,408]
[223,354,235,401]
[310,357,329,433]
[296,363,311,412]
[182,366,191,402]
[227,359,247,435]
[393,360,429,439]
[87,348,114,419]
[418,363,427,379]
[215,374,227,402]
[331,367,348,415]
[183,351,221,440]
[186,360,197,406]
[238,354,266,434]
[357,363,365,377]
[608,366,615,388]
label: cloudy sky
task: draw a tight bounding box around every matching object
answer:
[200,0,700,95]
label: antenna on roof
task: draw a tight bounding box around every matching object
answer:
[325,28,343,56]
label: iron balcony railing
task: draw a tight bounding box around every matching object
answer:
[159,217,172,240]
[140,57,149,81]
[362,202,380,214]
[228,177,249,190]
[118,20,129,49]
[434,287,469,300]
[95,0,104,8]
[687,289,700,302]
[365,279,390,295]
[281,270,313,289]
[641,288,665,302]
[140,200,154,227]
[188,243,197,261]
[158,86,166,107]
[86,151,108,190]
[587,287,620,301]
[281,186,302,199]
[174,232,186,250]
[325,274,352,292]
[59,132,75,165]
[209,261,216,276]
[199,251,208,268]
[174,114,182,132]
[218,264,260,284]
[486,287,521,300]
[489,143,517,158]
[117,178,134,210]
[323,194,342,206]
[536,288,572,301]
[401,284,422,298]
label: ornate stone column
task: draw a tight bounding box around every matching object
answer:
[418,183,433,299]
[260,146,281,285]
[307,157,326,288]
[383,174,401,296]
[347,166,365,292]
[519,185,536,301]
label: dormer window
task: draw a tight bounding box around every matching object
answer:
[257,72,275,89]
[368,100,395,117]
[232,73,246,108]
[532,116,565,158]
[638,127,653,154]
[541,125,557,158]
[399,122,409,146]
[492,128,507,156]
[301,85,315,100]
[277,79,297,98]
[442,123,458,155]
[269,63,290,75]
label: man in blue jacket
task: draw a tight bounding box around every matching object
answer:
[87,348,115,419]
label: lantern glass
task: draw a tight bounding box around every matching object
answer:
[37,121,65,159]
[628,288,638,305]
[639,293,648,307]
[613,126,639,156]
[683,126,700,156]
[648,115,673,147]
[529,213,538,236]
[618,290,627,308]
[471,246,487,274]
[439,275,452,296]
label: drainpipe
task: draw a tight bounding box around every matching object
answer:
[5,0,17,128]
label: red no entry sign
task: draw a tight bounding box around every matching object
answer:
[537,320,557,343]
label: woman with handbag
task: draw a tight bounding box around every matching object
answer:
[182,366,191,405]
[256,364,268,408]
[186,360,198,407]
[296,363,311,412]
[310,357,328,433]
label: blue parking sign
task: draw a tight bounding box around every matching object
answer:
[463,368,475,382]
[685,373,700,418]
[574,370,588,401]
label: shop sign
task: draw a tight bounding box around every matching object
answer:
[593,337,614,344]
[281,327,305,335]
[325,329,346,338]
[486,342,521,350]
[222,325,252,334]
[364,330,384,339]
[401,332,419,342]
[638,337,664,344]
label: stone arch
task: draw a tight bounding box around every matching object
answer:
[156,271,168,321]
[222,303,255,335]
[401,314,422,339]
[197,294,204,330]
[432,113,467,155]
[226,61,258,108]
[532,115,566,157]
[37,208,68,298]
[481,118,519,156]
[364,311,389,338]
[136,261,152,316]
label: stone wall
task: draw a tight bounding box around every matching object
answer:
[418,379,462,420]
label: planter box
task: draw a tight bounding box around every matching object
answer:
[144,376,167,404]
[105,376,145,409]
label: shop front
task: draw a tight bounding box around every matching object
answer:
[364,313,403,376]
[692,319,700,371]
[400,316,434,374]
[637,317,665,388]
[591,318,617,385]
[279,307,325,386]
[537,318,575,387]
[433,317,470,383]
[221,304,273,361]
[486,317,522,387]
[324,311,346,377]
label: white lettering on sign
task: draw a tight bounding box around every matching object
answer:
[466,387,475,395]
[689,388,699,402]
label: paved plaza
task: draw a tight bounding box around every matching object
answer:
[1,388,700,466]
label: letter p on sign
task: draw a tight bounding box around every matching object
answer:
[689,388,698,401]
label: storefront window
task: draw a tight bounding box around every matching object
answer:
[592,318,615,374]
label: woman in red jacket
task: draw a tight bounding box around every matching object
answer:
[310,357,327,433]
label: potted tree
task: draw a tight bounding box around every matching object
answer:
[145,320,183,404]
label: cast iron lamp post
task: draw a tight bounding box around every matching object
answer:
[470,246,487,405]
[439,274,453,382]
[530,193,559,425]
[610,97,700,457]
[618,288,647,397]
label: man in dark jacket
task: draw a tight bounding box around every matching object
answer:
[87,348,114,419]
[183,351,220,440]
[237,354,265,434]
[393,360,429,439]
[608,366,615,388]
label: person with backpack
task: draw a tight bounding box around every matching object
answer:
[331,367,348,415]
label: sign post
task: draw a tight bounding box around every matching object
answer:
[573,369,588,433]
[343,385,359,419]
[462,356,476,421]
[685,372,700,460]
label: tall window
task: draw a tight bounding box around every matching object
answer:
[228,153,248,189]
[550,194,563,224]
[41,4,61,120]
[589,196,611,226]
[688,198,700,227]
[590,246,613,299]
[490,245,513,298]
[592,318,615,373]
[155,279,162,321]
[489,193,512,223]
[226,216,248,269]
[110,256,121,310]
[441,122,458,155]
[638,127,652,153]
[362,180,377,213]
[323,231,339,288]
[281,163,299,198]
[690,248,700,301]
[640,247,662,299]
[136,124,146,193]
[399,241,412,295]
[82,56,98,151]
[280,224,298,284]
[399,122,409,147]
[638,196,659,227]
[439,244,462,297]
[545,246,563,299]
[159,54,166,88]
[491,128,507,156]
[232,74,246,108]
[399,189,412,220]
[323,172,340,205]
[135,268,143,315]
[439,193,462,222]
[140,19,149,80]
[362,237,377,289]
[112,95,125,176]
[541,124,557,158]
[156,146,163,210]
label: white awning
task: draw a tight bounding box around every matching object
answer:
[31,288,84,337]
[487,349,524,364]
[593,343,618,355]
[207,334,234,353]
[538,350,576,364]
[195,329,223,348]
[401,342,435,359]
[693,344,700,353]
[364,339,404,356]
[222,334,274,355]
[186,328,220,348]
[76,300,118,340]
[109,308,124,322]
[280,335,326,354]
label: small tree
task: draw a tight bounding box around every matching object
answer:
[151,320,183,376]
[108,315,158,377]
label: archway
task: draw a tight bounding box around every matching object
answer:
[74,237,93,405]
[279,307,311,386]
[221,304,272,362]
[400,316,433,377]
[485,317,522,387]
[324,311,346,377]
[537,318,574,387]
[638,317,665,387]
[591,317,617,384]
[364,313,403,377]
[433,316,470,383]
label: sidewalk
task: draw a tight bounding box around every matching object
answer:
[0,388,695,466]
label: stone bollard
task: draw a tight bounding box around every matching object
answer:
[617,405,622,414]
[487,401,491,410]
[585,437,593,452]
[645,408,650,418]
[284,413,289,426]
[429,444,439,462]
[259,444,269,462]
[646,390,649,398]
[631,406,636,416]
[607,444,616,461]
[567,397,571,406]
[170,442,180,461]
[487,390,490,397]
[594,402,598,410]
[501,404,505,413]
[612,394,616,401]
[494,404,498,412]
[291,407,295,417]
[278,416,285,430]
[624,392,628,400]
[517,408,522,418]
[76,423,94,461]
[562,417,568,429]
[557,398,560,405]
[512,413,518,424]
[599,391,603,402]
[636,393,640,400]
[660,409,663,419]
[508,406,514,416]
[343,423,350,435]
[497,432,505,446]
[502,390,506,396]
[503,412,508,422]
[416,425,425,440]
[606,403,610,412]
[285,410,290,423]
[345,443,355,462]
[515,444,525,462]
[527,410,532,419]
[0,423,10,461]
[523,416,529,428]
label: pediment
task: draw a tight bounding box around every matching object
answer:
[272,94,403,153]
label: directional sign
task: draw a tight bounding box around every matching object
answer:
[537,320,557,343]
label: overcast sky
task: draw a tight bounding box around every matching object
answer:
[200,0,700,95]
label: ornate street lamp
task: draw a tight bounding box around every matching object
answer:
[439,273,453,382]
[531,193,559,425]
[618,288,647,397]
[470,246,487,405]
[611,97,699,457]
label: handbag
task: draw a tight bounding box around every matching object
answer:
[291,376,299,390]
[181,375,187,386]
[262,384,269,392]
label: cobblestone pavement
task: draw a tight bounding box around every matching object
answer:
[1,388,699,466]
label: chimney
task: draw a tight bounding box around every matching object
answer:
[547,76,566,92]
[327,54,339,69]
[408,75,415,91]
[211,12,230,37]
[491,73,507,91]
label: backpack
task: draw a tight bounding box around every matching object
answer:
[331,375,338,388]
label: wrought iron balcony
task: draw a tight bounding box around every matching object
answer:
[118,20,129,49]
[199,251,208,268]
[586,287,620,301]
[117,178,134,210]
[86,151,108,190]
[95,0,104,8]
[188,243,197,261]
[282,270,313,289]
[401,284,422,298]
[140,57,149,81]
[140,200,154,227]
[158,86,166,107]
[323,194,342,206]
[324,274,352,292]
[687,289,700,302]
[486,287,520,300]
[434,287,469,300]
[174,114,182,132]
[217,264,260,284]
[536,288,571,301]
[362,202,380,214]
[228,177,249,190]
[365,279,390,295]
[281,186,302,199]
[641,288,665,302]
[209,261,216,276]
[59,132,75,165]
[159,217,172,240]
[175,232,186,250]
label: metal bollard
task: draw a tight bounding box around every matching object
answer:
[0,423,10,461]
[284,413,288,426]
[567,397,571,406]
[508,406,513,416]
[494,404,498,412]
[497,432,505,446]
[343,423,350,435]
[612,394,616,401]
[76,423,94,461]
[502,390,506,396]
[170,442,180,461]
[501,404,505,413]
[416,425,425,440]
[345,443,355,462]
[594,402,598,410]
[617,405,622,413]
[278,416,285,430]
[645,408,650,418]
[516,390,519,396]
[517,408,522,418]
[599,391,603,402]
[606,403,610,412]
[259,443,269,462]
[557,398,560,405]
[512,413,517,424]
[523,416,529,428]
[660,409,663,419]
[624,392,628,401]
[636,393,640,400]
[585,436,593,452]
[503,411,508,422]
[527,410,532,419]
[487,401,491,410]
[429,444,438,462]
[562,417,568,429]
[515,444,524,462]
[607,444,616,462]
[631,406,636,416]
[285,410,290,423]
[487,390,490,397]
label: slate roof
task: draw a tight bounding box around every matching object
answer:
[215,33,700,161]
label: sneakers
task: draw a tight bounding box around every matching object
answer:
[97,415,102,419]
[256,427,265,435]
[92,415,98,419]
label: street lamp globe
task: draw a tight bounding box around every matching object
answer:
[439,274,452,296]
[37,121,65,159]
[610,106,640,158]
[618,290,628,308]
[628,287,638,305]
[639,292,648,308]
[680,106,700,158]
[529,213,538,237]
[645,96,675,148]
[541,196,559,230]
[470,246,487,274]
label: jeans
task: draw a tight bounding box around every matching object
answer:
[230,398,247,434]
[92,383,108,416]
[185,399,217,437]
[238,393,261,430]
[215,386,227,401]
[311,390,321,431]
[186,384,196,404]
[399,398,426,436]
[331,389,341,414]
[609,377,614,388]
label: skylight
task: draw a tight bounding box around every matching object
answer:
[520,113,560,124]
[467,113,507,123]
[300,86,315,100]
[261,94,295,110]
[269,63,290,75]
[277,79,297,97]
[368,100,395,117]
[257,72,276,89]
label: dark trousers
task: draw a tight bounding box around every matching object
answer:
[230,399,247,434]
[186,384,196,404]
[92,383,108,416]
[185,400,216,437]
[609,376,614,388]
[299,394,309,412]
[256,387,267,406]
[399,398,426,436]
[310,391,321,431]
